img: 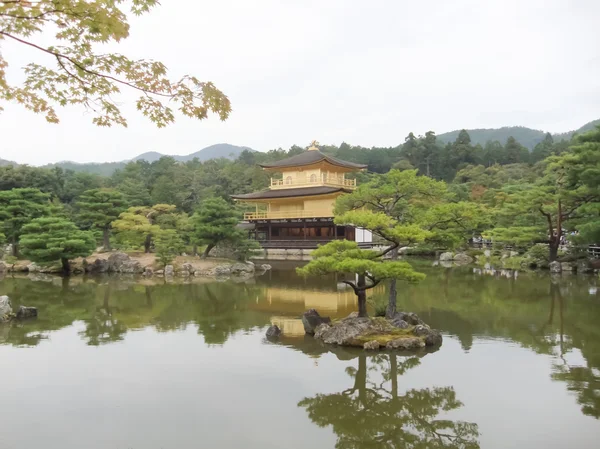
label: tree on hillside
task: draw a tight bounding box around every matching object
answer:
[76,189,127,250]
[0,1,230,126]
[297,240,424,317]
[504,136,530,164]
[112,204,177,252]
[192,197,241,258]
[335,170,485,316]
[20,217,95,274]
[486,127,600,260]
[0,188,50,256]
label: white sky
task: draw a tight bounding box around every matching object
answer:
[1,0,599,165]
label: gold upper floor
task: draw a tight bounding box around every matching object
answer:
[270,167,357,190]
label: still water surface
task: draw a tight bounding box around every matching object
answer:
[0,262,599,449]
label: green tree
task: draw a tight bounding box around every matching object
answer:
[76,188,127,250]
[0,187,50,256]
[20,217,95,274]
[192,197,241,258]
[154,229,184,267]
[335,170,484,316]
[112,204,177,252]
[485,129,600,260]
[297,240,424,317]
[0,1,230,126]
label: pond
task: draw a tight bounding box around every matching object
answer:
[0,262,599,449]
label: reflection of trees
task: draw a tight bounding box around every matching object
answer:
[299,354,479,449]
[548,282,600,419]
[0,277,270,347]
[80,284,128,345]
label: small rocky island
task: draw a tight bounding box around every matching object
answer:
[268,309,443,351]
[0,296,37,323]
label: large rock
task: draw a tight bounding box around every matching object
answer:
[301,309,332,335]
[439,252,454,261]
[107,253,143,274]
[27,262,40,273]
[576,259,593,274]
[549,261,562,273]
[164,265,174,276]
[0,295,12,320]
[390,317,409,329]
[394,312,423,326]
[143,267,153,276]
[259,264,272,272]
[385,337,425,350]
[561,262,574,272]
[230,263,255,275]
[265,325,281,339]
[214,265,232,276]
[453,253,474,265]
[16,306,37,320]
[412,324,443,346]
[181,263,194,275]
[314,318,371,345]
[86,258,109,274]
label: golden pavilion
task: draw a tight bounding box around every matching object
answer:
[232,141,372,248]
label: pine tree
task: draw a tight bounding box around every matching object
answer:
[0,188,50,256]
[20,217,96,274]
[192,198,241,258]
[154,229,184,268]
[76,189,128,250]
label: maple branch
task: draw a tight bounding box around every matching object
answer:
[0,30,176,99]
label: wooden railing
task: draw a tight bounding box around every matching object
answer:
[270,177,356,189]
[244,209,333,220]
[256,239,374,249]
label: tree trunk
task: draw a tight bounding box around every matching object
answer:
[549,240,559,262]
[390,354,398,398]
[11,236,18,257]
[144,234,152,253]
[355,355,367,406]
[386,247,399,318]
[103,228,111,251]
[61,257,71,275]
[357,274,368,318]
[201,243,215,259]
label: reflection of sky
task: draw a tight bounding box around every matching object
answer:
[1,325,599,449]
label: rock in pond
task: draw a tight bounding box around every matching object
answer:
[302,309,331,335]
[265,325,282,339]
[107,252,143,274]
[230,263,255,275]
[164,265,174,276]
[549,261,562,273]
[16,306,37,320]
[386,337,425,350]
[453,253,474,265]
[439,252,454,261]
[0,295,12,321]
[313,315,443,351]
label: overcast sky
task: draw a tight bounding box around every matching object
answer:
[1,0,599,165]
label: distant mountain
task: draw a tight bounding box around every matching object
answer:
[40,144,255,175]
[0,157,17,166]
[174,144,254,162]
[438,119,600,149]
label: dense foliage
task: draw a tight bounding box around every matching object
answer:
[0,125,598,270]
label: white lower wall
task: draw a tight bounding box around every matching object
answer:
[355,228,373,243]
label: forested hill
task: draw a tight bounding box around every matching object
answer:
[438,119,600,149]
[40,143,254,176]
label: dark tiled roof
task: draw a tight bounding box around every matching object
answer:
[231,186,351,200]
[259,150,367,169]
